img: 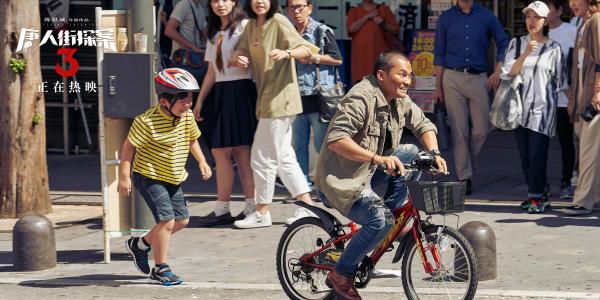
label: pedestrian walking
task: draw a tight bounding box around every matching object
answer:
[192,0,258,226]
[287,0,343,213]
[228,0,320,229]
[347,0,399,84]
[166,0,216,151]
[543,0,578,199]
[315,51,447,300]
[118,68,213,285]
[501,1,565,213]
[433,0,509,195]
[563,0,600,215]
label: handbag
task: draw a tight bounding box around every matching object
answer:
[172,0,206,69]
[434,103,450,151]
[490,37,524,130]
[314,25,345,123]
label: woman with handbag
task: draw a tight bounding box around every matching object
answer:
[500,1,565,214]
[287,0,343,211]
[563,0,600,215]
[192,0,258,226]
[228,0,320,229]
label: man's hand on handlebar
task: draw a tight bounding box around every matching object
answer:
[373,154,406,177]
[434,155,449,175]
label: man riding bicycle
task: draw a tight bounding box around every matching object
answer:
[315,51,448,300]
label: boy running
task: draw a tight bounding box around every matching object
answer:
[118,68,212,285]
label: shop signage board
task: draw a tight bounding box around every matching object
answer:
[407,29,436,113]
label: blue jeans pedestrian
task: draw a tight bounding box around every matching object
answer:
[333,144,418,277]
[292,112,328,185]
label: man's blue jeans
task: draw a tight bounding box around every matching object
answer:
[332,144,419,277]
[292,112,328,184]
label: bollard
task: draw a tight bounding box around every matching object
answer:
[458,221,497,281]
[12,215,57,271]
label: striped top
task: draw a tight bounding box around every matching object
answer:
[128,105,201,185]
[501,36,565,137]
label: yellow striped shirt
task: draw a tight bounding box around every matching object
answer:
[128,105,201,185]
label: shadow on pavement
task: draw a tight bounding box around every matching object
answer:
[55,218,102,230]
[0,250,132,270]
[18,274,149,288]
[496,215,600,228]
[465,204,600,227]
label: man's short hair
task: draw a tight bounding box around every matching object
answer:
[542,0,566,11]
[373,51,410,75]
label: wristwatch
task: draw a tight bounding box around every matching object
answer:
[430,149,441,156]
[314,55,321,64]
[286,49,292,59]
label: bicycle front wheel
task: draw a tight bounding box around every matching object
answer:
[401,225,478,300]
[276,217,337,300]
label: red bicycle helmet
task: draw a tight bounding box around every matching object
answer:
[154,68,200,95]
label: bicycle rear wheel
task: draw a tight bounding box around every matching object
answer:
[276,217,338,300]
[401,225,478,300]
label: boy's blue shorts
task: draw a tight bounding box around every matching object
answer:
[132,172,189,223]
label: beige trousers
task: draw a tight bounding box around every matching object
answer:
[573,115,600,209]
[442,70,491,180]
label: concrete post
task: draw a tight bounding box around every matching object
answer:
[459,221,497,281]
[128,0,156,233]
[12,215,56,271]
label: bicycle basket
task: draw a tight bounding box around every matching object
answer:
[406,181,466,214]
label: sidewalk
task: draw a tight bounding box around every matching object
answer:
[0,199,599,299]
[0,130,598,299]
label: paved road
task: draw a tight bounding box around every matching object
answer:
[0,199,599,299]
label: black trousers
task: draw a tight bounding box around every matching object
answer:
[514,127,550,197]
[555,107,576,185]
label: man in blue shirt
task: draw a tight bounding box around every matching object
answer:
[433,0,508,195]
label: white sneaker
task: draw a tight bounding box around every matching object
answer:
[233,211,272,229]
[285,207,318,225]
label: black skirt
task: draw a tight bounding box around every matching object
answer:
[209,79,258,148]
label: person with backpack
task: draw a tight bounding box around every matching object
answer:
[286,0,343,224]
[501,1,565,214]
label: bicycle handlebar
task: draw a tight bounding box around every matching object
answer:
[377,151,449,175]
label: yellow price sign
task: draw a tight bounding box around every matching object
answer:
[412,52,435,77]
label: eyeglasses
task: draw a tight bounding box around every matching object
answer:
[288,4,309,12]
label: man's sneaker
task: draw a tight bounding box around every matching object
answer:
[125,237,150,274]
[285,207,318,225]
[233,211,272,229]
[562,205,592,216]
[560,183,574,199]
[528,197,550,214]
[150,265,182,286]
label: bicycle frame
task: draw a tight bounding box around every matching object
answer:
[300,194,443,275]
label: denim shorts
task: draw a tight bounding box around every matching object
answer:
[132,172,189,223]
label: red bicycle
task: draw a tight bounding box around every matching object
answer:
[276,152,478,300]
